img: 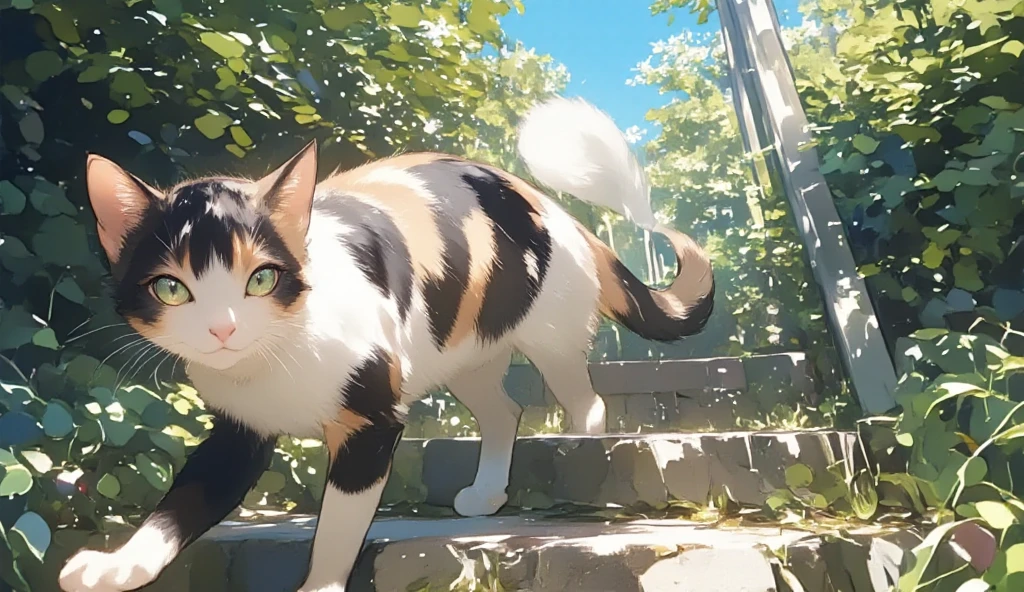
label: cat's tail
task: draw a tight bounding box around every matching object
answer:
[517,97,715,342]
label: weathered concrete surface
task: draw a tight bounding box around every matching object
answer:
[66,515,956,592]
[387,431,864,510]
[404,353,819,437]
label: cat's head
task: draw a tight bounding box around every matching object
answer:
[85,141,319,371]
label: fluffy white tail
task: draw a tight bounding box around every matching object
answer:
[517,97,657,230]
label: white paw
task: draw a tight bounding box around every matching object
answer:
[454,485,508,517]
[59,549,160,592]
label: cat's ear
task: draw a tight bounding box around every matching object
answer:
[85,154,162,266]
[255,140,318,254]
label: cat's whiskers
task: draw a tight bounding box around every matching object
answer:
[262,342,294,381]
[96,336,153,376]
[149,345,182,389]
[66,321,131,343]
[126,346,167,390]
[114,342,162,393]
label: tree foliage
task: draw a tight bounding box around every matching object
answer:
[657,0,1024,585]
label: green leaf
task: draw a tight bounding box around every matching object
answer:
[37,4,80,43]
[892,124,941,143]
[229,126,253,147]
[33,216,93,266]
[0,180,27,215]
[975,501,1017,529]
[96,474,121,499]
[55,277,86,304]
[256,471,286,494]
[20,451,52,473]
[11,511,51,561]
[0,465,32,496]
[29,180,77,217]
[25,51,63,81]
[852,134,880,154]
[1006,543,1024,574]
[107,109,130,124]
[898,520,978,591]
[1003,40,1024,58]
[31,328,59,350]
[994,424,1024,443]
[785,464,814,489]
[925,382,989,417]
[42,402,74,438]
[136,453,171,491]
[77,65,108,83]
[19,111,44,144]
[322,5,373,30]
[385,4,423,28]
[954,257,984,292]
[923,242,947,268]
[850,472,879,520]
[0,449,18,466]
[933,169,962,192]
[960,457,988,488]
[0,307,44,350]
[194,112,232,139]
[199,32,245,59]
[153,0,183,19]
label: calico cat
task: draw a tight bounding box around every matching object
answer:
[58,98,714,592]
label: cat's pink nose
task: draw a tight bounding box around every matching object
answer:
[209,324,236,344]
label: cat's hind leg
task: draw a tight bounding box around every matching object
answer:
[447,350,521,517]
[518,346,606,435]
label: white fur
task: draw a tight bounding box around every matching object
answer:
[518,96,656,230]
[58,524,178,592]
[299,480,386,592]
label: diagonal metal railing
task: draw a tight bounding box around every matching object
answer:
[717,0,898,414]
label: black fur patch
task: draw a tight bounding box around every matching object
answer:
[613,262,717,342]
[146,416,275,549]
[329,349,404,494]
[113,179,308,324]
[326,424,403,494]
[463,166,551,342]
[409,159,553,345]
[338,348,401,425]
[318,195,414,321]
[406,160,480,347]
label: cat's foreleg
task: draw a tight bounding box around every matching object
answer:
[59,417,275,592]
[299,352,404,592]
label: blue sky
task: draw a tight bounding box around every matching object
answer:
[499,0,804,136]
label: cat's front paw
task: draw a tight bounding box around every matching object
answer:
[454,485,508,517]
[58,548,160,592]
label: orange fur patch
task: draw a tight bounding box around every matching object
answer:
[445,210,497,347]
[320,159,447,282]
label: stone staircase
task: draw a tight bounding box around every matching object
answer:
[36,431,962,592]
[32,356,943,592]
[154,513,930,592]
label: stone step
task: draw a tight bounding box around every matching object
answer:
[118,515,954,592]
[383,431,867,510]
[403,353,821,437]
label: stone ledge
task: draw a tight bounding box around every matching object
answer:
[386,431,865,510]
[115,515,957,592]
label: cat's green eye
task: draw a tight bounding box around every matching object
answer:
[151,276,191,306]
[246,267,279,297]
